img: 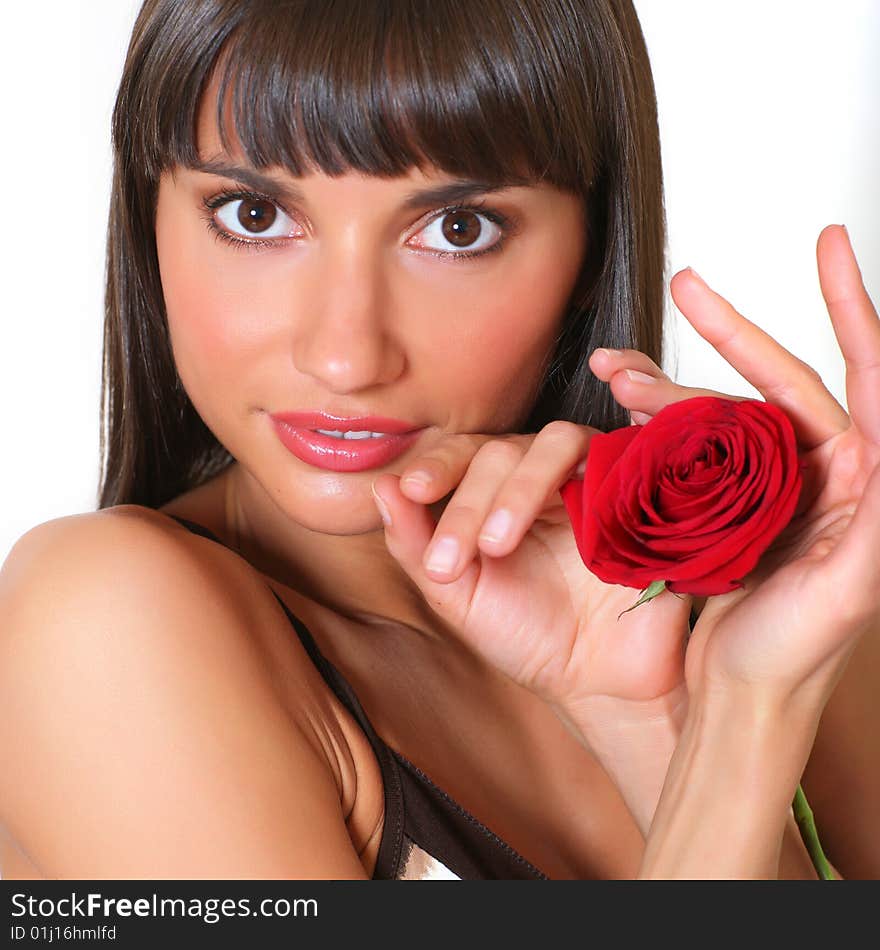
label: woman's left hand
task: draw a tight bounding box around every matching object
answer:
[592,224,880,714]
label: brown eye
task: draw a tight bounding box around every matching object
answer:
[237,198,277,233]
[213,196,294,241]
[412,207,504,258]
[440,210,483,248]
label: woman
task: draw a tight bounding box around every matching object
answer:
[0,0,877,879]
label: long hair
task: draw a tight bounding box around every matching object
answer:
[99,0,666,509]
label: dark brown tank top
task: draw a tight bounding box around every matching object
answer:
[167,514,549,880]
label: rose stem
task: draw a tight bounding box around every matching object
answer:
[792,783,835,880]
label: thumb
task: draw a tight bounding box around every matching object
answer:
[370,473,436,565]
[370,474,479,617]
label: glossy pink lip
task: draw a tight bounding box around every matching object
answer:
[268,411,427,473]
[270,411,422,434]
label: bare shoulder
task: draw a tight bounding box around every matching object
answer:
[0,506,371,879]
[1,504,247,602]
[0,505,286,698]
[2,504,310,675]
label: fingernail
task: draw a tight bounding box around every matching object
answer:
[686,266,706,284]
[425,536,459,575]
[480,508,513,544]
[596,347,623,357]
[371,483,392,526]
[403,470,432,488]
[624,369,656,384]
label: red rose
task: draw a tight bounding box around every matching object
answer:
[560,396,803,597]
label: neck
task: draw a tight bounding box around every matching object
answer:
[222,463,445,637]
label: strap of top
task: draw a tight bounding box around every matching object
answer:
[267,592,547,879]
[271,593,405,878]
[165,513,404,878]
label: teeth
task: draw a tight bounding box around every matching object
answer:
[315,429,388,440]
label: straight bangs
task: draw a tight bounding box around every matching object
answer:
[126,0,599,190]
[103,0,665,509]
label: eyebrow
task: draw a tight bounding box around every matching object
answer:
[188,159,529,210]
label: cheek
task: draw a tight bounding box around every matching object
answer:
[452,313,553,414]
[155,209,270,400]
[419,253,578,428]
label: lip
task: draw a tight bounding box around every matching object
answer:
[268,411,427,473]
[270,411,422,434]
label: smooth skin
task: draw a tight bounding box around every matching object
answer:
[2,223,874,877]
[150,69,590,633]
[372,224,880,873]
[1,92,874,878]
[2,75,656,879]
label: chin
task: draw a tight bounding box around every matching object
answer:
[294,508,386,538]
[276,483,387,537]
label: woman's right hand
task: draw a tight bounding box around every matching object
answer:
[370,376,698,728]
[371,391,700,833]
[372,430,691,714]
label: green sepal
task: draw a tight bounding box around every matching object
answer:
[617,580,668,620]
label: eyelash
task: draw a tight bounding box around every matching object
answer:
[199,188,514,260]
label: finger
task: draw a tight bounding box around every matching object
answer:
[588,347,670,382]
[397,432,498,503]
[589,347,751,425]
[371,474,479,611]
[611,369,753,425]
[477,420,594,557]
[422,440,525,581]
[590,349,675,420]
[816,225,880,445]
[668,267,850,451]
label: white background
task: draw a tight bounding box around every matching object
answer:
[0,1,878,563]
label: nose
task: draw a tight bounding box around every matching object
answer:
[291,245,406,394]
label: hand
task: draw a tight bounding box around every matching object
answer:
[371,394,698,836]
[371,426,692,716]
[594,225,880,715]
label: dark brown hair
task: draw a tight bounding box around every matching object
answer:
[99,0,666,509]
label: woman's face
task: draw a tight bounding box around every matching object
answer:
[154,90,588,535]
